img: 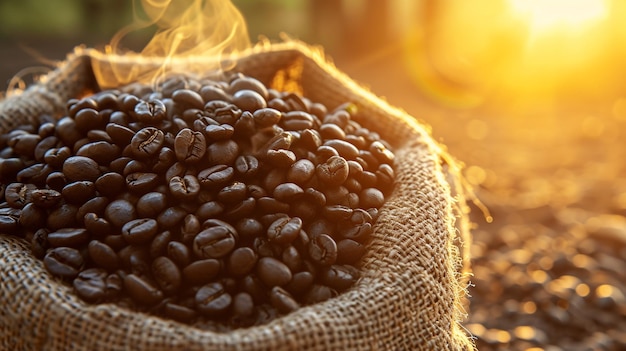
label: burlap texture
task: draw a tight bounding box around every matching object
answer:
[0,41,474,351]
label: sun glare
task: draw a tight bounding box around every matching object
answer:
[509,0,609,32]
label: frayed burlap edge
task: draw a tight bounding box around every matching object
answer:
[0,40,475,351]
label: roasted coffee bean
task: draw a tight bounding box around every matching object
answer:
[257,257,292,287]
[75,195,108,220]
[319,123,346,141]
[43,146,72,169]
[360,188,385,209]
[30,189,62,208]
[206,140,239,165]
[203,123,235,140]
[152,256,182,295]
[0,158,26,180]
[133,99,166,123]
[272,183,304,203]
[38,122,56,138]
[73,268,108,303]
[324,139,359,160]
[281,246,303,272]
[232,89,266,112]
[119,246,151,275]
[266,149,296,167]
[149,230,172,258]
[62,181,96,205]
[45,171,68,191]
[286,159,315,185]
[317,155,349,186]
[167,241,191,267]
[55,117,82,147]
[157,206,187,228]
[304,284,335,304]
[263,168,286,193]
[257,197,290,214]
[199,85,231,103]
[122,218,158,245]
[68,97,98,117]
[270,286,300,314]
[130,127,164,159]
[34,135,58,161]
[164,303,197,323]
[73,108,103,132]
[232,292,255,319]
[174,128,206,163]
[16,163,52,185]
[281,110,315,131]
[229,76,268,99]
[88,240,120,271]
[195,201,224,221]
[182,258,221,285]
[126,172,159,194]
[84,213,113,238]
[169,175,200,200]
[336,239,367,264]
[308,233,338,266]
[48,228,89,248]
[47,204,79,230]
[267,217,302,246]
[223,197,256,220]
[234,155,259,178]
[193,226,237,259]
[19,203,46,230]
[252,108,282,128]
[320,265,359,291]
[217,181,247,204]
[105,123,135,146]
[76,141,120,165]
[30,228,49,258]
[0,207,21,233]
[123,273,164,306]
[195,282,232,316]
[286,271,314,295]
[63,156,101,182]
[105,199,136,228]
[5,182,36,209]
[298,129,323,151]
[172,89,204,109]
[369,140,395,164]
[95,172,125,198]
[198,165,234,189]
[227,247,258,277]
[109,156,132,174]
[44,247,84,280]
[235,218,264,239]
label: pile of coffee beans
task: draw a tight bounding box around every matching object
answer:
[0,73,395,327]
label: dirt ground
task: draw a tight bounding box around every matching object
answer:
[2,37,625,350]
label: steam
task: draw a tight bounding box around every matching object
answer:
[91,0,251,89]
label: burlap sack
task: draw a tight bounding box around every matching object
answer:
[0,41,474,351]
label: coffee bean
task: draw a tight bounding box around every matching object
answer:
[195,201,225,222]
[270,286,300,314]
[304,284,335,304]
[182,259,221,285]
[273,183,304,203]
[34,135,58,161]
[48,228,89,248]
[174,128,206,163]
[169,175,200,200]
[55,117,83,147]
[105,123,135,147]
[76,141,120,165]
[126,172,160,194]
[94,173,125,198]
[232,89,266,112]
[257,257,292,287]
[229,77,268,100]
[62,181,96,205]
[88,240,120,271]
[319,123,346,141]
[199,85,231,103]
[360,188,385,209]
[286,159,315,185]
[0,207,21,233]
[193,226,237,259]
[195,282,232,316]
[320,265,359,291]
[252,108,282,128]
[16,163,53,185]
[308,234,338,266]
[228,247,258,277]
[123,273,164,306]
[122,218,158,245]
[157,206,187,229]
[73,268,108,303]
[105,199,136,228]
[324,139,359,160]
[63,156,101,182]
[152,256,182,295]
[281,111,315,131]
[167,241,191,267]
[30,189,62,208]
[172,89,204,109]
[317,155,349,186]
[286,271,314,295]
[5,182,36,209]
[133,99,166,123]
[164,303,197,323]
[0,158,26,180]
[44,247,84,280]
[223,197,256,220]
[336,239,367,264]
[130,127,164,159]
[206,140,239,165]
[369,140,395,164]
[235,155,260,178]
[281,246,303,272]
[149,230,171,258]
[217,182,247,204]
[19,203,46,230]
[232,292,255,320]
[47,204,79,230]
[83,213,113,238]
[198,165,234,189]
[267,217,302,246]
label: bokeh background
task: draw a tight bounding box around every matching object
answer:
[1,1,626,350]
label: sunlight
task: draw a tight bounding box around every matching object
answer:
[509,0,608,33]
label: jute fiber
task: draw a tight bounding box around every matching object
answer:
[0,41,474,351]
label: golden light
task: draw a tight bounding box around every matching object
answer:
[509,0,608,34]
[404,0,622,109]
